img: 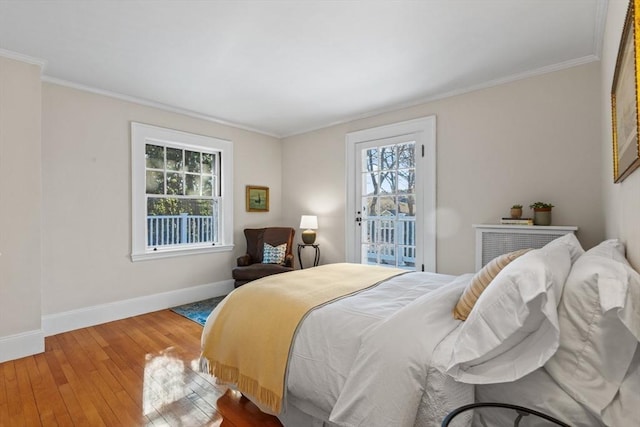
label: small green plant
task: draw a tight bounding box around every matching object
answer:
[529,202,554,209]
[511,204,523,209]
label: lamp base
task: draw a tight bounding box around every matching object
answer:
[302,230,316,244]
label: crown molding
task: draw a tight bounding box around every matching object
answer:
[282,55,601,138]
[0,48,46,71]
[41,75,280,138]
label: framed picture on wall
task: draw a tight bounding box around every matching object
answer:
[246,185,269,212]
[612,0,640,183]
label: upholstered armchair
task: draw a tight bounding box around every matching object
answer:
[232,227,295,287]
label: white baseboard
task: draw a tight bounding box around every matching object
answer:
[42,279,234,337]
[0,329,45,363]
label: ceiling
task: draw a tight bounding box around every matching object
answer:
[0,0,607,137]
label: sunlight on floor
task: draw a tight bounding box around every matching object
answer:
[143,347,223,425]
[143,347,186,415]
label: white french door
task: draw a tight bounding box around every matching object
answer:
[346,117,436,272]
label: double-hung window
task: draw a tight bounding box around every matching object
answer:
[131,123,233,261]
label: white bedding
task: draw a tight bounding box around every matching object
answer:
[474,367,605,426]
[203,270,475,427]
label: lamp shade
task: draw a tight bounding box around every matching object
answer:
[299,215,318,230]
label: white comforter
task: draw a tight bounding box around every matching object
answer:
[284,271,474,427]
[203,270,474,427]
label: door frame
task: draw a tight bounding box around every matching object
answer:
[345,116,436,271]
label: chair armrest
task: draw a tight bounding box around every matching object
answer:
[237,254,252,266]
[284,253,294,267]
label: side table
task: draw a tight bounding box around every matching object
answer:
[297,243,320,269]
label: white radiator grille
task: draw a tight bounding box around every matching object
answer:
[481,231,565,267]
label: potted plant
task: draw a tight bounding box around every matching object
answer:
[529,202,554,226]
[510,204,523,219]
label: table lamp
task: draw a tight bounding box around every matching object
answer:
[300,215,318,244]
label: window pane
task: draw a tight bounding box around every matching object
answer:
[146,171,164,194]
[147,197,214,216]
[185,174,200,196]
[202,175,213,196]
[166,172,184,195]
[210,154,218,175]
[146,197,216,246]
[186,151,201,173]
[202,153,213,174]
[166,147,183,171]
[146,144,164,169]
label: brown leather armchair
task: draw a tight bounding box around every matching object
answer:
[232,227,295,287]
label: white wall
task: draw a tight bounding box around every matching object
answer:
[282,62,604,274]
[601,0,640,270]
[40,83,285,315]
[0,56,43,361]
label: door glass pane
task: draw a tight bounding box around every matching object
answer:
[379,173,397,194]
[363,172,379,196]
[363,148,379,172]
[380,145,396,170]
[397,143,415,168]
[359,140,416,270]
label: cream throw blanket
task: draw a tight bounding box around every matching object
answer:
[201,263,404,414]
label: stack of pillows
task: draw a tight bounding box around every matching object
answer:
[446,234,640,423]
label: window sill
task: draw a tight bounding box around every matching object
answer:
[131,244,234,262]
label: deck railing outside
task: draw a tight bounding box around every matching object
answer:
[147,213,216,247]
[365,214,416,268]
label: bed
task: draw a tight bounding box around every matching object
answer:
[201,234,640,427]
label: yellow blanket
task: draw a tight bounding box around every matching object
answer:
[201,263,405,414]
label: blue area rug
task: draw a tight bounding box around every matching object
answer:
[170,295,226,326]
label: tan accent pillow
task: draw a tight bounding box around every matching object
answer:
[453,248,531,320]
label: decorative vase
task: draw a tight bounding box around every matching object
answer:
[510,208,522,219]
[533,208,552,226]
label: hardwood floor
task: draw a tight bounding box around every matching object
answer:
[0,310,282,427]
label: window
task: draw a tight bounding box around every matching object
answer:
[131,123,233,261]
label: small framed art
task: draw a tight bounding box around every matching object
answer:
[246,186,269,212]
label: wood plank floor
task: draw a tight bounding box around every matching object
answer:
[0,310,282,427]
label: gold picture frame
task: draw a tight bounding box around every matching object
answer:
[246,185,269,212]
[612,0,640,183]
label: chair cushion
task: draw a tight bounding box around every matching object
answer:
[232,263,293,281]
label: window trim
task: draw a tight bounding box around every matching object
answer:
[131,122,233,261]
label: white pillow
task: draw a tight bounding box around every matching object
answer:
[446,243,571,384]
[545,239,640,416]
[543,233,584,264]
[602,347,640,427]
